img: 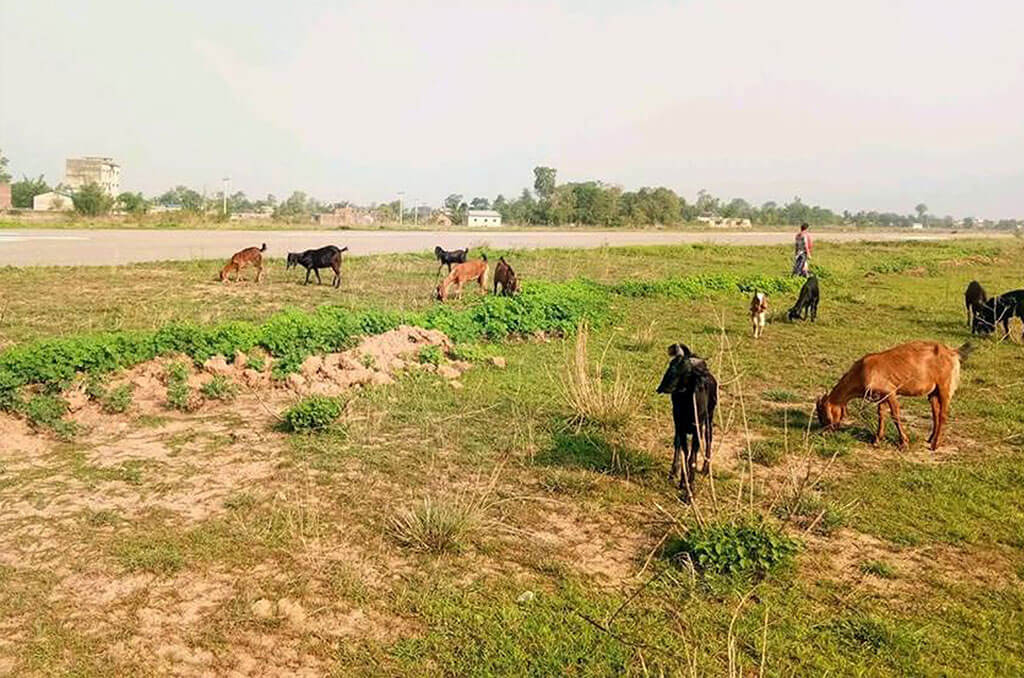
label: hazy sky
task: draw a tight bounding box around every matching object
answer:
[1,1,1021,217]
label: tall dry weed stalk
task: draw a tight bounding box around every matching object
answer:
[560,322,641,431]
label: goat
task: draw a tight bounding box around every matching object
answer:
[750,291,768,338]
[973,289,1024,340]
[220,243,266,283]
[787,275,819,322]
[436,255,488,301]
[656,343,718,497]
[493,256,519,296]
[434,246,469,275]
[964,280,987,332]
[816,341,972,451]
[287,245,349,288]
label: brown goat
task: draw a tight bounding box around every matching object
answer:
[436,255,488,301]
[816,341,972,450]
[749,291,768,339]
[493,256,519,296]
[220,243,266,283]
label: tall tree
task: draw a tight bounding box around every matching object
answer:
[0,149,10,183]
[11,175,50,208]
[73,182,114,216]
[914,203,928,223]
[116,192,148,215]
[533,166,557,200]
[469,196,490,210]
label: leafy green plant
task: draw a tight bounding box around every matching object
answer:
[283,395,343,433]
[24,394,69,429]
[417,345,443,366]
[665,519,799,577]
[246,354,266,372]
[101,384,133,414]
[200,375,237,401]
[165,362,193,412]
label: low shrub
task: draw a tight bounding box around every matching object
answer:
[24,394,69,429]
[283,395,343,433]
[0,278,611,391]
[200,375,237,401]
[665,519,798,576]
[165,362,192,412]
[102,384,134,414]
[417,345,444,367]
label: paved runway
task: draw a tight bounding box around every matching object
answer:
[0,228,1004,267]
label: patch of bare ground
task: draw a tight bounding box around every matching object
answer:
[524,505,648,585]
[801,528,1021,605]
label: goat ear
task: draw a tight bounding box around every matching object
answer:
[668,344,684,357]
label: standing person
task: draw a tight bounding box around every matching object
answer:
[792,222,812,277]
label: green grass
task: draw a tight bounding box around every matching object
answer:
[2,238,1023,676]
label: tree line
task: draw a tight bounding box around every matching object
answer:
[0,150,1019,228]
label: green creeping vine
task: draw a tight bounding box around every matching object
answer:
[0,271,802,407]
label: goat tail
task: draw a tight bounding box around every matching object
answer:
[956,342,974,363]
[260,243,267,252]
[339,246,349,253]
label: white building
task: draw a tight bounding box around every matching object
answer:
[33,191,74,211]
[64,156,121,196]
[467,209,502,227]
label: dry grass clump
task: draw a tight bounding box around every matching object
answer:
[388,497,483,554]
[560,323,642,431]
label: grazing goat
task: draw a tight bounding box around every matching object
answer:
[656,344,718,497]
[973,289,1024,340]
[788,275,819,322]
[816,341,972,451]
[493,256,519,296]
[434,246,469,275]
[287,245,349,288]
[220,243,266,283]
[750,291,768,338]
[964,280,987,332]
[436,255,488,301]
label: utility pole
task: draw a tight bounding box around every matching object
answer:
[413,198,418,226]
[398,191,404,226]
[222,176,231,216]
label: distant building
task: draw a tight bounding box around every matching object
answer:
[317,206,374,227]
[33,191,74,211]
[911,222,924,230]
[467,209,501,227]
[697,216,751,228]
[0,183,11,210]
[64,156,120,196]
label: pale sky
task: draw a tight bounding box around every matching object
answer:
[1,0,1021,218]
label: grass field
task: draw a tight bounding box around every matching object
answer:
[1,239,1022,676]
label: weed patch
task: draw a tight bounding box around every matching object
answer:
[665,519,799,577]
[283,395,343,433]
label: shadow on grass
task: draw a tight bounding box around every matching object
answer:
[536,429,657,479]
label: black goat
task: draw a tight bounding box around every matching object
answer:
[434,246,469,275]
[973,289,1024,339]
[964,280,988,332]
[788,275,819,322]
[656,344,718,497]
[286,245,348,288]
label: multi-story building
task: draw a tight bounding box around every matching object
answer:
[64,156,120,196]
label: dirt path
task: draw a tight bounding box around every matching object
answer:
[0,228,1008,266]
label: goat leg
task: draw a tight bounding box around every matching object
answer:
[670,433,682,481]
[887,397,909,449]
